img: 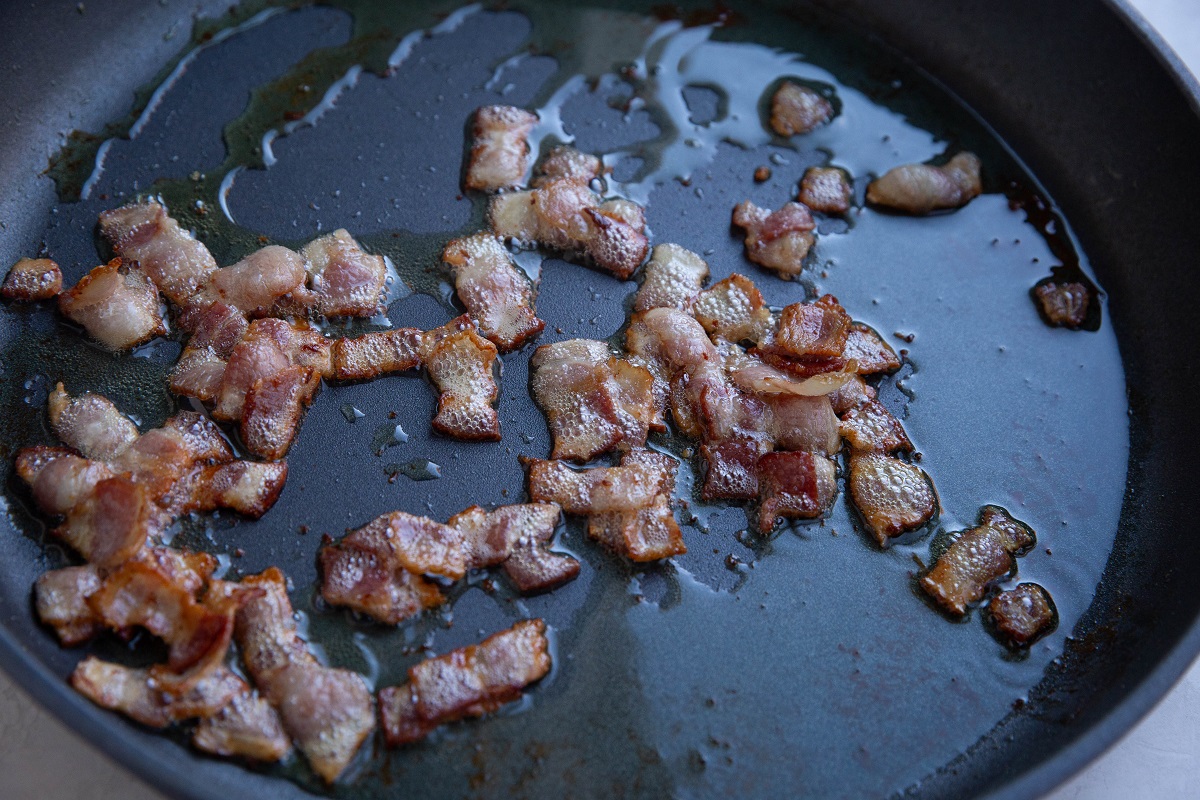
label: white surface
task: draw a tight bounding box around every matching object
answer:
[3,1,1199,798]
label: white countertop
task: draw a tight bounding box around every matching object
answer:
[4,1,1199,798]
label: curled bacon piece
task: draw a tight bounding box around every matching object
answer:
[464,105,539,192]
[236,567,375,783]
[193,245,311,319]
[838,399,913,454]
[58,258,166,351]
[693,273,774,343]
[379,619,551,746]
[425,327,501,441]
[988,583,1057,647]
[330,314,470,381]
[765,294,851,360]
[532,145,604,187]
[47,383,140,462]
[193,684,292,762]
[732,200,817,278]
[98,201,217,306]
[2,257,62,302]
[71,657,245,729]
[847,452,936,545]
[443,232,544,352]
[866,152,982,215]
[920,506,1035,615]
[302,229,388,318]
[769,80,833,136]
[757,451,838,533]
[798,166,853,215]
[634,243,709,313]
[842,323,901,374]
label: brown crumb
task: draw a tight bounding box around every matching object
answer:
[754,166,771,182]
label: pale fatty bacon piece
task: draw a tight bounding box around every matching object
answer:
[798,166,854,215]
[35,565,104,646]
[163,460,289,520]
[920,506,1036,616]
[464,105,539,192]
[827,374,877,415]
[443,232,545,351]
[168,302,250,403]
[769,80,834,136]
[2,257,62,301]
[235,567,376,783]
[692,273,774,343]
[988,583,1057,647]
[448,503,580,593]
[379,619,552,746]
[838,399,913,454]
[302,229,388,318]
[767,294,852,360]
[731,200,816,277]
[847,452,936,547]
[422,327,502,441]
[98,201,217,306]
[1033,280,1090,328]
[757,451,838,533]
[532,145,605,187]
[193,684,292,762]
[866,151,982,215]
[329,314,472,381]
[724,345,854,399]
[764,394,841,455]
[70,657,245,729]
[193,245,310,318]
[634,243,709,313]
[58,258,166,351]
[47,382,140,461]
[842,323,901,375]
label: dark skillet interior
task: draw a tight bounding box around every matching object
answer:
[0,1,1197,799]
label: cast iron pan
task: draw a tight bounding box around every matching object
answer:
[0,1,1198,798]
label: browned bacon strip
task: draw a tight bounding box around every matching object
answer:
[692,273,773,343]
[58,258,166,351]
[731,200,816,277]
[329,315,471,381]
[99,201,217,306]
[757,451,838,533]
[464,105,539,192]
[866,152,982,214]
[2,257,62,301]
[842,323,901,374]
[302,229,388,318]
[71,657,244,729]
[798,167,853,215]
[379,619,551,746]
[447,503,579,593]
[193,685,292,762]
[164,461,288,520]
[443,232,544,352]
[838,399,913,454]
[769,80,833,136]
[236,567,375,783]
[765,294,851,360]
[47,383,140,461]
[847,452,936,546]
[1033,280,1090,328]
[920,506,1035,615]
[634,244,709,313]
[988,583,1056,647]
[35,565,104,646]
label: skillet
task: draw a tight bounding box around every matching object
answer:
[0,1,1198,798]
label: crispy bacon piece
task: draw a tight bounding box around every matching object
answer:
[193,685,292,762]
[98,201,217,306]
[731,201,816,277]
[1033,280,1090,328]
[448,503,579,593]
[769,81,833,136]
[379,619,551,746]
[634,243,709,313]
[757,451,838,532]
[424,327,501,441]
[532,145,604,187]
[35,565,104,645]
[443,232,544,352]
[766,294,851,359]
[464,105,539,192]
[302,229,388,318]
[866,152,982,214]
[2,257,62,301]
[838,399,913,454]
[164,461,289,519]
[847,452,936,546]
[798,167,853,215]
[330,315,472,381]
[988,583,1057,647]
[236,567,375,783]
[693,273,774,343]
[920,506,1035,615]
[47,382,140,461]
[71,658,245,729]
[843,323,901,374]
[193,245,310,318]
[58,258,166,351]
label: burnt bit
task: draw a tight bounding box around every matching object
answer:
[987,582,1057,648]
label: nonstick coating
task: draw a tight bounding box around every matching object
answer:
[1,1,1198,799]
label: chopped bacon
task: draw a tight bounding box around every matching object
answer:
[769,80,833,136]
[731,201,816,277]
[193,245,310,318]
[164,461,288,519]
[58,258,166,351]
[301,229,388,318]
[235,567,375,783]
[693,273,773,343]
[798,167,853,215]
[634,243,709,313]
[842,323,901,374]
[379,619,551,746]
[847,452,936,546]
[757,451,838,532]
[2,257,62,301]
[71,657,245,729]
[47,382,140,461]
[99,201,217,306]
[35,565,104,646]
[1033,280,1090,328]
[724,347,854,399]
[866,152,982,214]
[988,583,1057,647]
[447,503,579,593]
[425,327,501,441]
[765,294,851,359]
[329,315,472,381]
[193,685,292,762]
[920,506,1035,615]
[838,399,913,454]
[827,375,877,415]
[443,232,544,352]
[533,145,604,187]
[464,105,539,192]
[169,302,250,402]
[763,394,841,454]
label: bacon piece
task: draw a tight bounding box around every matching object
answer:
[988,583,1057,647]
[48,470,151,566]
[235,567,375,783]
[58,258,166,351]
[447,503,580,593]
[843,323,901,374]
[169,302,250,401]
[240,365,309,460]
[633,243,709,313]
[193,685,291,762]
[828,375,877,415]
[763,394,841,454]
[731,201,816,277]
[302,229,387,318]
[443,232,544,351]
[766,294,851,359]
[212,317,328,427]
[769,81,833,136]
[921,506,1035,615]
[47,382,139,461]
[2,257,62,301]
[194,246,310,318]
[35,565,104,646]
[838,399,913,454]
[533,145,604,187]
[330,315,472,381]
[424,327,501,441]
[164,461,288,519]
[757,451,838,532]
[693,273,773,343]
[464,105,538,192]
[725,347,854,399]
[847,452,936,546]
[866,152,982,214]
[798,166,853,214]
[169,347,230,403]
[379,619,551,746]
[71,657,244,729]
[1033,280,1090,328]
[99,201,217,306]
